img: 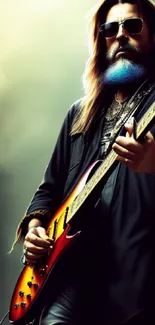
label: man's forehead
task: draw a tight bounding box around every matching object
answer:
[106,2,141,21]
[98,0,141,22]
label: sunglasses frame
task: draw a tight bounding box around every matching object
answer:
[100,17,144,39]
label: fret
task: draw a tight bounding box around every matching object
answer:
[136,102,155,138]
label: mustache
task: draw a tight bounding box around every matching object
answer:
[106,42,139,61]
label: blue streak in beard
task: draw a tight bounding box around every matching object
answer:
[102,59,146,87]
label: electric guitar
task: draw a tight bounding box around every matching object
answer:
[9,100,155,325]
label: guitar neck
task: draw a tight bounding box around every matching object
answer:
[67,101,155,222]
[135,101,155,141]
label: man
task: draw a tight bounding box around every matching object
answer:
[13,0,155,324]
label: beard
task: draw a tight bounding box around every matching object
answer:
[101,41,154,89]
[102,58,146,87]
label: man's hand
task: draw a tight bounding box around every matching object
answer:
[112,118,155,174]
[23,226,53,265]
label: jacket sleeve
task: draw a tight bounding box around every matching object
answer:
[15,101,80,241]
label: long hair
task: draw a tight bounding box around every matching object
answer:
[71,0,155,135]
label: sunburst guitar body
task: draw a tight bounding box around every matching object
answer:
[9,161,99,325]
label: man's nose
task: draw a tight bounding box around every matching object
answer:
[116,23,129,40]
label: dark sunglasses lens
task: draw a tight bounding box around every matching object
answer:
[103,22,118,38]
[125,18,142,34]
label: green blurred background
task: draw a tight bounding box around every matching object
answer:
[0,0,95,322]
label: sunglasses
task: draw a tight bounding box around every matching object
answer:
[100,17,143,38]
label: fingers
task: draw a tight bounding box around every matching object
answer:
[114,155,139,170]
[113,123,153,160]
[23,239,51,256]
[112,136,143,159]
[112,137,143,169]
[124,117,136,138]
[112,114,155,173]
[112,117,144,170]
[25,227,52,247]
[23,226,53,265]
[113,116,145,160]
